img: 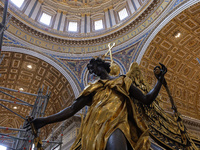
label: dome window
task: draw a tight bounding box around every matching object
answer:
[68,21,78,32]
[10,0,24,8]
[118,8,128,21]
[94,19,103,30]
[40,13,52,26]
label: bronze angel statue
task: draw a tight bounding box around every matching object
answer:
[25,44,198,150]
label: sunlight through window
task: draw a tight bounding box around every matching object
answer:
[10,0,24,8]
[31,144,35,150]
[68,22,78,32]
[118,8,128,21]
[0,145,7,150]
[94,20,103,30]
[40,13,52,26]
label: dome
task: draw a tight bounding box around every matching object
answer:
[8,0,149,39]
[4,0,157,55]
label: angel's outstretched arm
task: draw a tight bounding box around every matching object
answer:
[129,63,167,105]
[25,93,93,130]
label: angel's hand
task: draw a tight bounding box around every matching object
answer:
[24,117,46,134]
[154,63,167,86]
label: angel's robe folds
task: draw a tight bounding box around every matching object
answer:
[71,75,150,150]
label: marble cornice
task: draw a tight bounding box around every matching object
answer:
[2,0,161,47]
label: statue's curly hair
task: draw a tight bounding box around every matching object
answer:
[87,57,110,73]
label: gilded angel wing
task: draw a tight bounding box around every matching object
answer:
[126,62,199,150]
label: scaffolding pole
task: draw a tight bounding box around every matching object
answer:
[41,87,51,117]
[0,98,32,107]
[17,88,45,149]
[13,125,22,149]
[0,76,61,150]
[0,133,26,141]
[44,120,64,150]
[42,140,62,144]
[0,0,9,56]
[0,85,52,149]
[59,122,65,150]
[0,90,34,106]
[0,103,26,120]
[0,126,26,132]
[49,127,54,150]
[0,86,38,96]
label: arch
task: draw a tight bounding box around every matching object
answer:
[2,45,80,98]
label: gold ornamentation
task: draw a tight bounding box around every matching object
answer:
[102,43,120,76]
[71,75,150,150]
[126,62,198,149]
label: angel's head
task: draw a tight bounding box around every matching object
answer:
[87,57,111,76]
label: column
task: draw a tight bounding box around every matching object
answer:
[109,6,116,26]
[127,0,136,14]
[133,0,141,10]
[30,0,42,20]
[104,8,111,28]
[86,13,90,33]
[53,10,61,30]
[24,0,37,16]
[59,12,67,31]
[81,14,85,33]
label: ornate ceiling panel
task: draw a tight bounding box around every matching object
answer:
[140,2,200,120]
[0,51,75,138]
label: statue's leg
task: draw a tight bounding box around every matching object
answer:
[106,128,128,150]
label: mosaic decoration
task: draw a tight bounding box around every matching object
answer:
[170,0,186,11]
[113,41,140,71]
[44,32,148,90]
[61,59,89,81]
[3,34,24,46]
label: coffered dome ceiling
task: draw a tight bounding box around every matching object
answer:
[140,2,200,120]
[0,51,75,139]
